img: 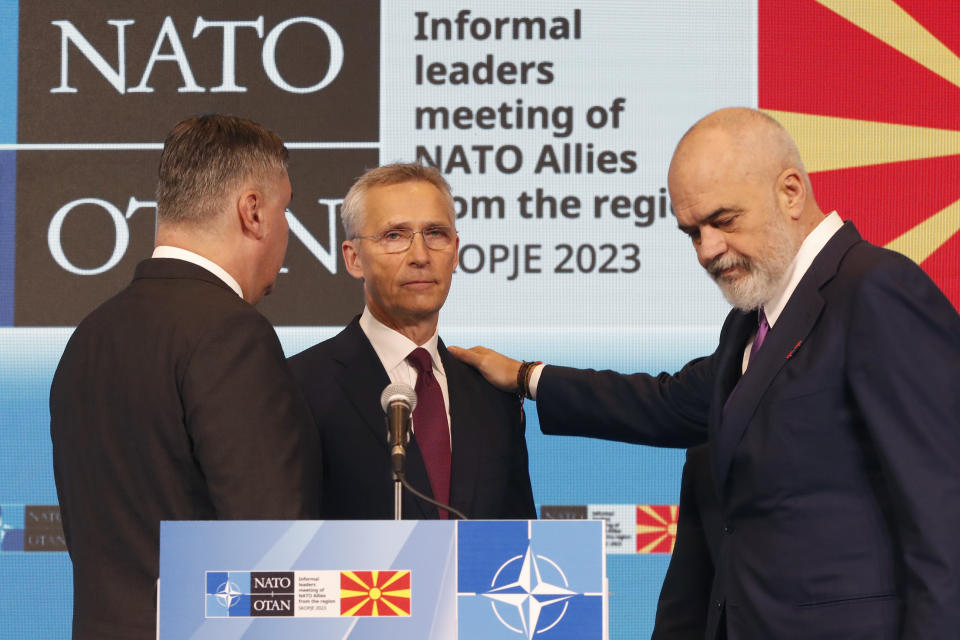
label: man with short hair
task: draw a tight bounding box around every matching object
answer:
[452,108,960,639]
[50,114,321,640]
[288,162,535,520]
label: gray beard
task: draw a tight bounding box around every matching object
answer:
[707,216,799,311]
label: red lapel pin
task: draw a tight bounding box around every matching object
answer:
[785,340,803,359]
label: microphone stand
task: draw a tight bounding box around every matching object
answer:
[385,398,468,521]
[394,471,403,521]
[394,471,468,521]
[387,415,468,520]
[389,410,411,521]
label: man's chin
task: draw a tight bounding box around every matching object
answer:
[716,279,761,311]
[394,296,448,320]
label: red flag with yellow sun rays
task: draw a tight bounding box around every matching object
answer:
[636,505,679,553]
[340,570,411,616]
[759,0,960,308]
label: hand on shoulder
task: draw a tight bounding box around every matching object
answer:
[447,345,523,393]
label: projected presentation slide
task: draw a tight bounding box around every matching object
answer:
[0,1,956,638]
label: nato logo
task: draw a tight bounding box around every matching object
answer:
[205,571,251,617]
[458,521,604,639]
[0,505,25,552]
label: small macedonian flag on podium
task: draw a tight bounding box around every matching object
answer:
[340,570,411,616]
[636,505,679,554]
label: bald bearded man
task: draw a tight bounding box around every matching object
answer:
[452,108,960,640]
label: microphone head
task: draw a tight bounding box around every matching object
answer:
[380,382,418,413]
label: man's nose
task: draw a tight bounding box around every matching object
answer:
[697,226,727,264]
[407,231,430,262]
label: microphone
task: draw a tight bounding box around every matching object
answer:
[380,383,417,475]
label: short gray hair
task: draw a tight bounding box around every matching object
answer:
[156,114,289,225]
[340,162,455,238]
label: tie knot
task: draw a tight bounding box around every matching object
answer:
[407,347,433,374]
[751,308,770,361]
[758,308,769,331]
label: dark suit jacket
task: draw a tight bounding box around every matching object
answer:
[288,316,536,520]
[537,223,960,639]
[652,444,722,640]
[50,258,321,640]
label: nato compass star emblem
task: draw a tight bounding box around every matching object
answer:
[458,520,604,639]
[483,544,576,639]
[214,581,243,609]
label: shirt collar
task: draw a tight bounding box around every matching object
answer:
[359,307,444,375]
[152,246,244,299]
[764,211,843,327]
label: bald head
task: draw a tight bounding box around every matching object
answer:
[668,108,825,310]
[670,108,809,196]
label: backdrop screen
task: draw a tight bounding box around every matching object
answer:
[0,1,957,637]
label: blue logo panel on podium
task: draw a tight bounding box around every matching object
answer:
[205,571,252,617]
[457,520,604,640]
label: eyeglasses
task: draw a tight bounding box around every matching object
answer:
[352,226,457,254]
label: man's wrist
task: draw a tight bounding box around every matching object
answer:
[527,364,545,400]
[517,361,542,399]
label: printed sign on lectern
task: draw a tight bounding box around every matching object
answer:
[159,519,606,640]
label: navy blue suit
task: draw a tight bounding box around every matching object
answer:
[288,317,536,520]
[538,223,960,639]
[652,445,721,640]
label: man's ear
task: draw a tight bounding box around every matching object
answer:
[237,189,265,239]
[342,240,364,280]
[776,168,805,220]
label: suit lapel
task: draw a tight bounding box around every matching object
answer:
[708,310,756,490]
[711,222,863,491]
[331,320,435,517]
[330,319,393,448]
[440,340,482,516]
[714,295,825,490]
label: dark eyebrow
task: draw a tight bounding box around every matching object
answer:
[677,207,743,235]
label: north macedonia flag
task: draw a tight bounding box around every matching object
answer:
[759,0,960,309]
[340,570,411,616]
[636,505,679,553]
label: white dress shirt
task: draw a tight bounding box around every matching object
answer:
[151,246,244,299]
[359,307,453,444]
[740,211,843,372]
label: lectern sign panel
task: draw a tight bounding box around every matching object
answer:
[158,520,606,639]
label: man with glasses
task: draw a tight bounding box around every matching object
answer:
[288,163,535,520]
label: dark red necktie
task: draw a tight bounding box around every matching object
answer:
[406,347,451,518]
